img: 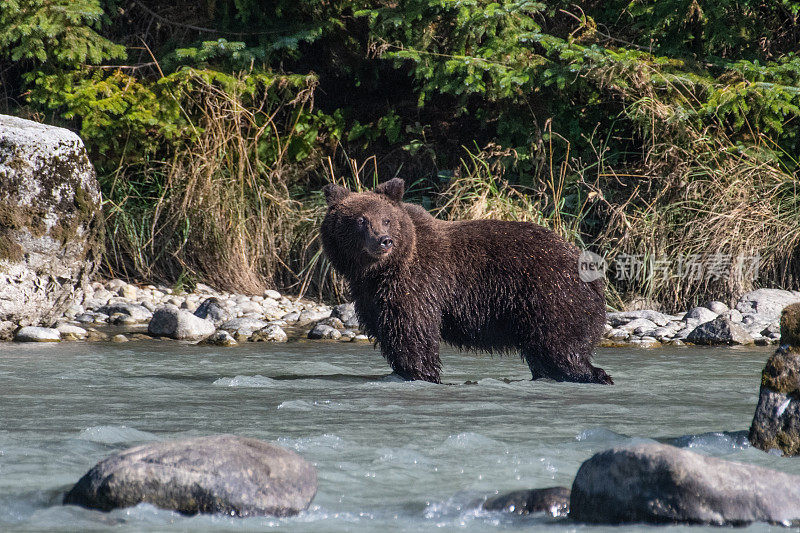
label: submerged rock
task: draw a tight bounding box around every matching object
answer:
[14,326,61,342]
[686,316,753,345]
[63,434,317,517]
[570,442,800,525]
[147,305,215,340]
[483,487,570,517]
[0,115,103,333]
[749,303,800,455]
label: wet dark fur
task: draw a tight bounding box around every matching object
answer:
[321,179,612,385]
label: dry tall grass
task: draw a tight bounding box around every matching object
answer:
[103,70,319,294]
[576,62,800,310]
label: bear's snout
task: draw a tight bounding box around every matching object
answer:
[364,234,394,258]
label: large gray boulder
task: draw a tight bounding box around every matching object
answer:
[686,316,753,345]
[63,435,317,517]
[736,289,800,323]
[148,305,215,340]
[0,115,102,336]
[749,303,800,455]
[570,442,800,525]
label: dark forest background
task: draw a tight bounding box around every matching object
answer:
[2,0,800,310]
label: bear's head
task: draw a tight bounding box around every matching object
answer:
[321,178,416,277]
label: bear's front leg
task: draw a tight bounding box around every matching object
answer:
[377,306,442,384]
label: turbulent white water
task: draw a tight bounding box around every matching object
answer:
[0,340,795,531]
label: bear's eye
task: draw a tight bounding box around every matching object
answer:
[382,218,390,226]
[356,217,365,226]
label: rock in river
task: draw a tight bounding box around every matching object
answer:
[0,115,103,336]
[686,316,753,345]
[569,442,800,525]
[63,434,317,517]
[749,303,800,455]
[148,305,215,340]
[483,487,570,517]
[14,326,60,342]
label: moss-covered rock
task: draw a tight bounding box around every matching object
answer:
[0,115,102,335]
[748,303,800,455]
[780,303,800,347]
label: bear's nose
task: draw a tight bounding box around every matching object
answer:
[380,236,393,250]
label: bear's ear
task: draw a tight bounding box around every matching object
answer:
[375,178,404,202]
[323,184,350,206]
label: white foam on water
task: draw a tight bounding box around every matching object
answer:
[212,375,277,387]
[76,425,157,444]
[440,432,506,452]
[277,399,346,411]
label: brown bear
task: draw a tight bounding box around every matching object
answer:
[321,178,612,384]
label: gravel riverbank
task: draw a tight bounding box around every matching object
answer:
[4,279,798,348]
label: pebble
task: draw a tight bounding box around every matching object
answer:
[704,301,729,314]
[308,324,341,340]
[683,306,718,323]
[57,324,88,340]
[251,325,288,343]
[201,330,237,346]
[264,289,282,300]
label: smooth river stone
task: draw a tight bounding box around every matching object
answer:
[686,316,753,345]
[63,434,317,517]
[569,442,800,525]
[147,305,215,340]
[14,326,61,342]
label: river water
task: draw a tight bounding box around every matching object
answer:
[0,341,794,532]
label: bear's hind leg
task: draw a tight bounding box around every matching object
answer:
[523,348,613,385]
